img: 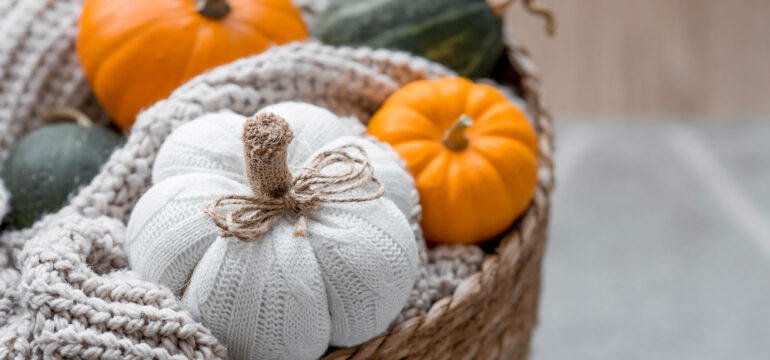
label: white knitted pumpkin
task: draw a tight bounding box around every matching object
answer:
[126,102,419,359]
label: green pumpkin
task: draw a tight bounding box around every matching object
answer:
[1,122,124,228]
[317,0,504,78]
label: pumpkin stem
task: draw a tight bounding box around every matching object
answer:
[44,107,93,127]
[196,0,230,19]
[443,114,473,151]
[242,112,294,198]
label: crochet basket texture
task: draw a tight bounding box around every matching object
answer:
[0,0,555,359]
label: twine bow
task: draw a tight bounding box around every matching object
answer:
[204,112,385,241]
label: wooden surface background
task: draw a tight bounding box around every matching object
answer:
[504,0,770,118]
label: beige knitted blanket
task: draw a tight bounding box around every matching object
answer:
[0,0,487,358]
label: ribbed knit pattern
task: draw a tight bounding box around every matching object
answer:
[0,0,487,356]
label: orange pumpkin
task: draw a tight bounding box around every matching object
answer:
[76,0,308,129]
[368,77,538,245]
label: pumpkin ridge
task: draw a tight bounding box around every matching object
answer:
[413,150,451,193]
[445,153,514,242]
[82,20,170,83]
[416,151,455,241]
[206,241,255,345]
[272,238,331,359]
[467,139,537,217]
[179,25,210,85]
[149,226,214,294]
[249,1,307,35]
[427,80,462,128]
[162,219,215,295]
[78,0,181,73]
[267,237,327,357]
[392,141,445,178]
[372,126,439,145]
[251,0,305,16]
[312,207,408,292]
[470,102,522,122]
[316,202,415,274]
[463,150,514,202]
[234,14,281,49]
[432,78,472,127]
[462,85,510,120]
[471,133,538,159]
[154,140,245,181]
[466,101,532,131]
[242,24,282,49]
[308,203,414,344]
[129,186,192,245]
[91,23,201,125]
[127,180,188,239]
[379,107,443,136]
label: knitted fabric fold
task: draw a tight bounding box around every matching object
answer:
[0,215,227,359]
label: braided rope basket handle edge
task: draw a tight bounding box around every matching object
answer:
[322,4,557,359]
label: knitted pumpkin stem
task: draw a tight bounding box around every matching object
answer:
[196,0,230,19]
[242,112,294,198]
[443,114,473,151]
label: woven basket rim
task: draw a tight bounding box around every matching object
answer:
[321,29,555,360]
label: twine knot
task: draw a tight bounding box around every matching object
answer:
[204,112,385,241]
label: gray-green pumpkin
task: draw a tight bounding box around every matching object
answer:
[317,0,504,78]
[1,120,123,228]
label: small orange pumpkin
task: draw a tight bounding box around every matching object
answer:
[368,77,538,245]
[76,0,308,129]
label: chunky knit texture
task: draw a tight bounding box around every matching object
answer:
[0,0,108,165]
[0,214,226,359]
[0,0,489,357]
[127,103,420,359]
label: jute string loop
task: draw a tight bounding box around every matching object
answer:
[204,112,385,241]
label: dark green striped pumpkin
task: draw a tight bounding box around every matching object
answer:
[1,123,123,228]
[317,0,504,78]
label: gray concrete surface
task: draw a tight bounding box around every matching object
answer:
[531,120,770,360]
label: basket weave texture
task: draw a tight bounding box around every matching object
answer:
[0,0,555,358]
[321,37,555,360]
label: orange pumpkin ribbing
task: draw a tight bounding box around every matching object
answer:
[77,0,308,129]
[368,77,538,244]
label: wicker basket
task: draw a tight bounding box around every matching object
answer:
[0,0,555,358]
[322,9,557,360]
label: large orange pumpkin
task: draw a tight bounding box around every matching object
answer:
[77,0,308,129]
[368,77,538,245]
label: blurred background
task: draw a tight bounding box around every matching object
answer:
[504,1,770,359]
[509,0,770,117]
